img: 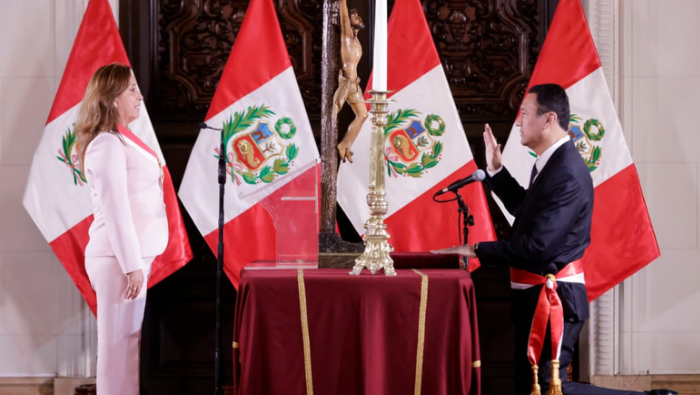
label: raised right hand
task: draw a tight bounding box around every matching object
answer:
[483,123,502,172]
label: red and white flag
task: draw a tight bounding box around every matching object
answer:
[178,0,320,288]
[22,0,193,314]
[499,0,659,300]
[337,0,496,269]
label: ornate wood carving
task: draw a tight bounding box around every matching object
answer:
[156,1,245,117]
[153,0,541,123]
[422,0,540,119]
[155,0,324,121]
[278,0,323,120]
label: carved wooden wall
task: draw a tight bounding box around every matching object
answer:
[424,1,538,118]
[119,1,558,393]
[151,0,326,121]
[124,0,554,130]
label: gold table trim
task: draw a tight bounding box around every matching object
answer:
[412,269,429,395]
[297,269,314,395]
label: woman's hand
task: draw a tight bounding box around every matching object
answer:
[124,269,144,300]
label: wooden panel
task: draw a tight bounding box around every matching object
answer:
[424,0,538,121]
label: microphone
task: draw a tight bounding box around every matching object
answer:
[202,122,226,184]
[436,169,486,195]
[200,122,222,131]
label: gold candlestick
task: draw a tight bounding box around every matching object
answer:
[351,90,396,276]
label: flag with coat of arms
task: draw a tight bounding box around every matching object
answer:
[337,0,496,268]
[22,0,193,314]
[498,0,659,301]
[178,0,320,288]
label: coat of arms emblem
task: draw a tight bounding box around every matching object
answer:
[568,114,605,172]
[215,104,299,185]
[57,127,87,186]
[384,109,444,178]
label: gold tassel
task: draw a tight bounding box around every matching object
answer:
[530,364,542,395]
[547,360,563,395]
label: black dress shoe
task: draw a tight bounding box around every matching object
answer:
[644,389,678,395]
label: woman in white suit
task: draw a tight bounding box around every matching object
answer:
[76,63,168,394]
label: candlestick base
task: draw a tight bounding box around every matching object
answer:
[350,90,396,276]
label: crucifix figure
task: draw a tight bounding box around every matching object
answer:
[332,0,369,163]
[319,0,365,254]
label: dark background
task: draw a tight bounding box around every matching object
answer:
[118,0,561,393]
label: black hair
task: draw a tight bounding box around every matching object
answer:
[528,84,570,131]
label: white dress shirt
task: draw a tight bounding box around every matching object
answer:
[487,135,570,182]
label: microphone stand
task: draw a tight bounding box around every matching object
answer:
[453,190,474,270]
[201,122,226,395]
[215,127,225,395]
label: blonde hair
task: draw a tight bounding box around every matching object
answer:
[75,63,132,171]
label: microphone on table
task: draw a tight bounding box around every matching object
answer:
[435,169,486,196]
[199,122,223,131]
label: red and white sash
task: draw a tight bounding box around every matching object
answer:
[117,124,164,188]
[510,260,585,394]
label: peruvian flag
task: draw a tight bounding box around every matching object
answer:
[499,0,659,301]
[22,0,193,314]
[337,0,496,269]
[178,0,320,288]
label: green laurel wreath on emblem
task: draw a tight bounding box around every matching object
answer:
[275,117,296,139]
[384,109,420,135]
[384,108,443,178]
[221,104,275,144]
[583,145,601,172]
[569,114,604,172]
[239,144,298,184]
[56,127,87,185]
[215,104,300,185]
[583,118,605,141]
[424,114,445,136]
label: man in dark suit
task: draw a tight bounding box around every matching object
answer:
[435,84,675,395]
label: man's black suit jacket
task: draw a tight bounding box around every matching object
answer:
[476,140,593,322]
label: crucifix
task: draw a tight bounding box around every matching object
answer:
[319,0,366,253]
[319,0,395,276]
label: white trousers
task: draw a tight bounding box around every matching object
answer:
[86,256,153,395]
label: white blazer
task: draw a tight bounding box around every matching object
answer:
[84,131,169,274]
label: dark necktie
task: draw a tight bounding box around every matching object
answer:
[528,163,539,187]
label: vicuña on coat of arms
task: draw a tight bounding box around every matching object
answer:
[214,104,299,185]
[568,114,605,172]
[384,109,444,178]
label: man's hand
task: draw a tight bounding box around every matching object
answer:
[431,245,476,259]
[483,123,502,172]
[124,269,144,300]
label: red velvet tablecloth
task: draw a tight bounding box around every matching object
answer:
[233,269,481,395]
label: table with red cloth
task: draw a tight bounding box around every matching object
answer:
[232,268,481,395]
